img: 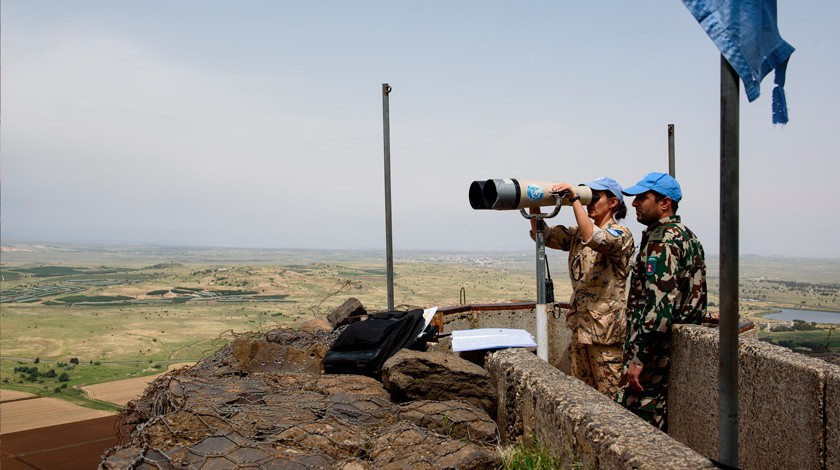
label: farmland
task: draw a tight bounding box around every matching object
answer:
[1,241,840,411]
[0,242,547,409]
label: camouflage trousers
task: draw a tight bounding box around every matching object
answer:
[569,341,623,398]
[615,355,670,432]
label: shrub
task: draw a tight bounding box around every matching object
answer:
[792,320,818,331]
[58,372,70,382]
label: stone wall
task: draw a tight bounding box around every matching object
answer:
[443,305,840,469]
[670,324,840,470]
[484,348,715,469]
[442,307,714,468]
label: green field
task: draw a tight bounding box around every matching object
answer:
[758,327,840,352]
[1,359,168,412]
[2,241,839,410]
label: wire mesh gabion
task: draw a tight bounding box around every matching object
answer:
[100,328,500,469]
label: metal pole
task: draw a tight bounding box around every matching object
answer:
[382,83,394,311]
[668,124,676,177]
[534,219,549,361]
[719,55,740,467]
[521,200,563,361]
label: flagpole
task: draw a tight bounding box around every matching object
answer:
[719,54,740,468]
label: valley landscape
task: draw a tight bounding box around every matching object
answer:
[1,240,839,423]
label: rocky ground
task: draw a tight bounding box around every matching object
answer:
[99,299,501,469]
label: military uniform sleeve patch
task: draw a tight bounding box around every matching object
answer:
[648,226,666,242]
[606,228,623,237]
[646,256,658,276]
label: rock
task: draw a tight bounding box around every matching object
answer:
[381,349,498,418]
[327,297,367,328]
[368,422,500,469]
[398,399,498,444]
[300,318,333,334]
[264,328,330,347]
[104,326,501,469]
[426,334,453,353]
[230,335,327,374]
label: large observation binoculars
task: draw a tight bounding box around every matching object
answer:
[469,178,593,210]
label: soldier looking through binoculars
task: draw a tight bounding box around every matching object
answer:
[528,177,634,398]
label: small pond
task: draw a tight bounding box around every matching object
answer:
[762,308,840,324]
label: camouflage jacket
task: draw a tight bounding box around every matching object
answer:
[538,218,634,345]
[623,215,707,367]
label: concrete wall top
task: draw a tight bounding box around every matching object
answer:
[670,323,840,470]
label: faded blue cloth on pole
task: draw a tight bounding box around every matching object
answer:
[681,0,795,123]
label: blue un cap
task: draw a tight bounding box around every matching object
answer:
[582,176,624,203]
[622,172,683,202]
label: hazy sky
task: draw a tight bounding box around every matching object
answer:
[2,1,838,258]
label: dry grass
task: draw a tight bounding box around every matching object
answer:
[0,389,35,402]
[81,362,194,406]
[0,260,553,362]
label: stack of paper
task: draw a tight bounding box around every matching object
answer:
[451,328,537,352]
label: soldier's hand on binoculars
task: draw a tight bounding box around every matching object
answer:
[550,183,574,200]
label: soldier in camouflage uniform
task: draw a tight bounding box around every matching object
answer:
[529,177,634,397]
[616,172,707,432]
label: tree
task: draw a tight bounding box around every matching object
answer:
[34,357,40,364]
[58,372,70,382]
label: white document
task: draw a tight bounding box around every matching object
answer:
[418,306,438,338]
[451,328,537,352]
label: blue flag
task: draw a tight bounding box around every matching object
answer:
[681,0,795,124]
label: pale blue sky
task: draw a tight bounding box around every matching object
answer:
[2,1,838,257]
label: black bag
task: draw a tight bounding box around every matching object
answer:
[323,309,434,376]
